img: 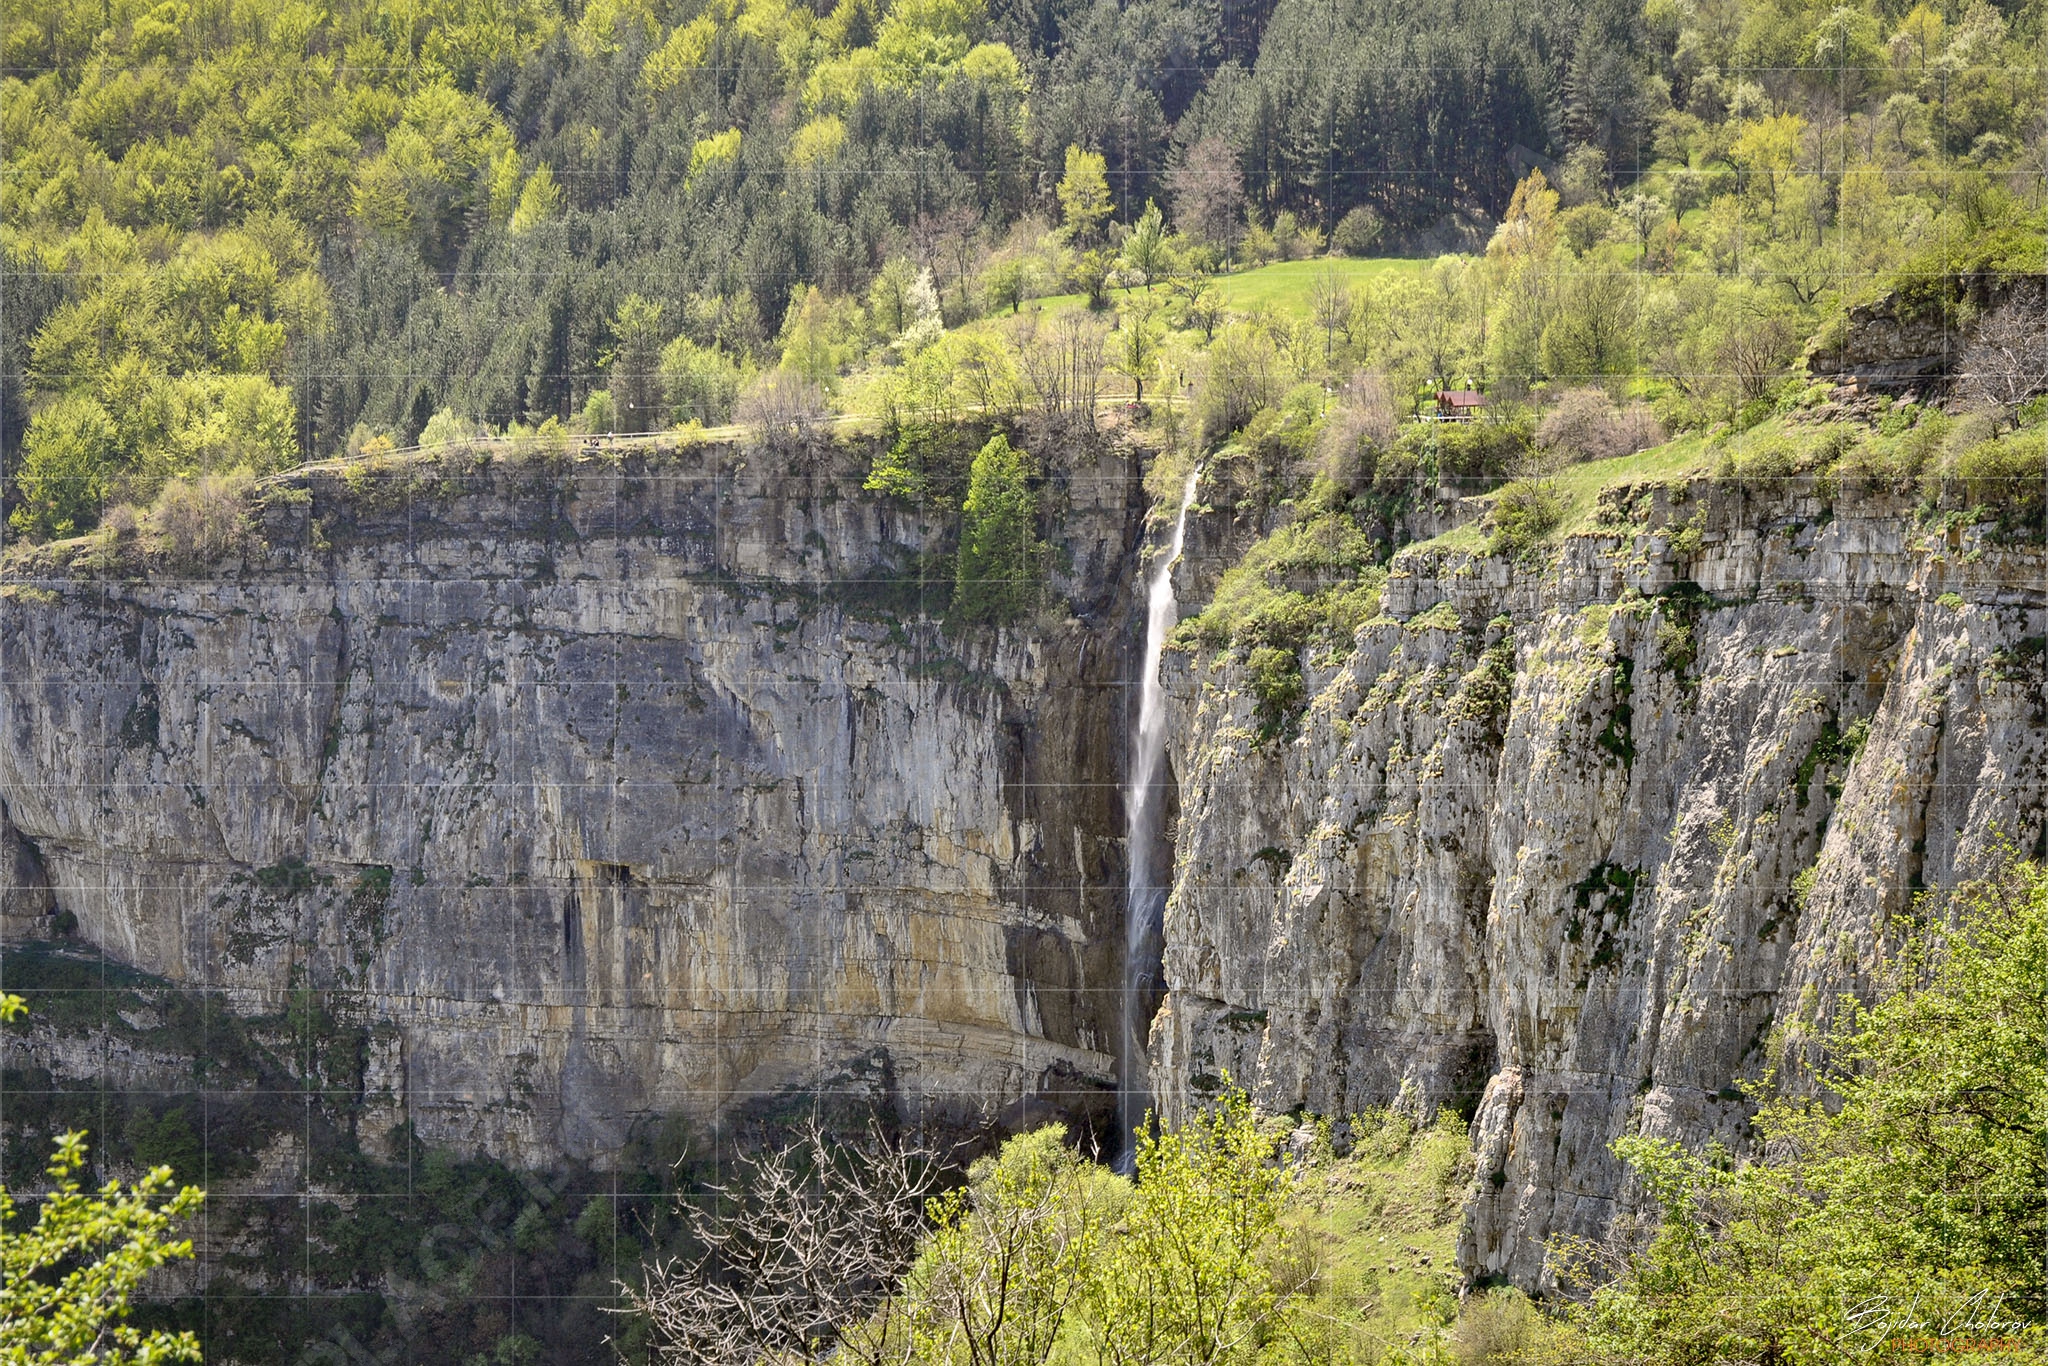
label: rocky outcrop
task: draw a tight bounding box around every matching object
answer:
[1150,476,2045,1287]
[1807,269,2048,393]
[0,434,1144,1164]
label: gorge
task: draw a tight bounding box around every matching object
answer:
[1,425,2042,1308]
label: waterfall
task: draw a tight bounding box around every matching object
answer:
[1119,469,1199,1172]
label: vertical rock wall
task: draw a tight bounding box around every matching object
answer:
[1,435,1145,1163]
[1152,477,2045,1286]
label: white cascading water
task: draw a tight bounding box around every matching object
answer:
[1118,469,1200,1172]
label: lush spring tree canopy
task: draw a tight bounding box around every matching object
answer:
[3,0,2042,610]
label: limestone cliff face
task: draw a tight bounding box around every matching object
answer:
[1151,477,2045,1286]
[0,436,1141,1163]
[6,437,2042,1290]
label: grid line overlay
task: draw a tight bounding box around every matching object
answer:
[0,9,2044,1359]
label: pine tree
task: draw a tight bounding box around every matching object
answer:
[610,294,669,434]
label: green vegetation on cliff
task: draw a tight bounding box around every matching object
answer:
[952,433,1045,624]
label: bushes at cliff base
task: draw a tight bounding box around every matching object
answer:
[1558,859,2048,1364]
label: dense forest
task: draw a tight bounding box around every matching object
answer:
[3,0,2042,540]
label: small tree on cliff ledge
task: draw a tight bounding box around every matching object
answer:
[952,434,1044,626]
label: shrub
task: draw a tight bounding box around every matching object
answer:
[147,471,255,566]
[1383,417,1532,497]
[577,388,617,434]
[1316,374,1397,491]
[1245,645,1306,728]
[1537,387,1666,463]
[1178,513,1384,652]
[1716,434,1805,483]
[1485,478,1566,558]
[1939,429,2046,539]
[1330,206,1385,256]
[1957,298,2048,418]
[417,407,481,448]
[1454,1288,1577,1364]
[661,336,747,425]
[1435,416,1534,488]
[736,368,828,447]
[0,1120,204,1366]
[864,423,986,505]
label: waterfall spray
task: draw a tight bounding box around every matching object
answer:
[1119,469,1200,1172]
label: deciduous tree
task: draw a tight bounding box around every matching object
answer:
[1,995,206,1366]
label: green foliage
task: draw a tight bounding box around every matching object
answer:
[1118,201,1173,288]
[1884,212,2048,328]
[951,434,1042,626]
[1087,1089,1295,1366]
[821,1088,1297,1366]
[507,163,563,235]
[1330,207,1384,257]
[1483,478,1566,559]
[1934,425,2048,543]
[1056,146,1112,247]
[1244,646,1306,733]
[0,1132,204,1366]
[609,294,669,434]
[9,391,116,538]
[4,0,2038,554]
[1561,858,2048,1363]
[1,993,205,1366]
[418,407,481,448]
[1177,512,1386,655]
[1197,324,1286,441]
[661,336,748,426]
[778,286,860,388]
[865,422,983,506]
[578,388,617,435]
[903,1126,1115,1366]
[1268,1109,1476,1360]
[1791,715,1870,808]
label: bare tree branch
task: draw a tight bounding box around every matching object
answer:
[621,1118,952,1366]
[1959,300,2048,419]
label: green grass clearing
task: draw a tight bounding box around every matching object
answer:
[1278,1111,1471,1359]
[1003,256,1430,322]
[1207,257,1431,314]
